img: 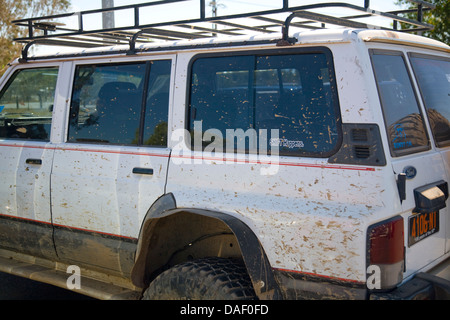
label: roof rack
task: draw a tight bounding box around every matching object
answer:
[12,0,435,60]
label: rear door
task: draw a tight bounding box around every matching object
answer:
[51,57,174,274]
[409,52,450,253]
[371,49,448,278]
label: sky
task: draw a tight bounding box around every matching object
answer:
[66,0,407,30]
[69,0,403,12]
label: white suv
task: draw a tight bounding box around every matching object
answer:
[0,1,449,300]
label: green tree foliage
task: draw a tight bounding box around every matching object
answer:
[396,0,449,45]
[0,0,70,76]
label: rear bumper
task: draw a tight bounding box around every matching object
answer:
[370,258,450,300]
[273,257,450,300]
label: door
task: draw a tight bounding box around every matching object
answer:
[51,58,174,275]
[0,65,59,258]
[371,50,448,277]
[409,52,450,253]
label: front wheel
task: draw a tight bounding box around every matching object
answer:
[142,257,256,300]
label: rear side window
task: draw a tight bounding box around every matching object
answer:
[188,49,341,157]
[69,63,145,145]
[68,60,171,146]
[0,67,58,141]
[409,53,450,148]
[371,51,429,157]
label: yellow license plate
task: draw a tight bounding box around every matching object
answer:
[408,211,439,247]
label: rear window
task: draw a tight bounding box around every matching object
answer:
[371,50,430,157]
[68,60,171,146]
[409,53,450,148]
[69,63,145,145]
[187,48,341,157]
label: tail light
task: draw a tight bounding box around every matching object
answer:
[367,216,405,290]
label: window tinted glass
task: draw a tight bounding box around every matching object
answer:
[371,52,429,156]
[0,67,58,140]
[190,55,253,138]
[143,60,172,146]
[188,50,340,157]
[69,63,145,145]
[409,54,450,147]
[68,61,171,146]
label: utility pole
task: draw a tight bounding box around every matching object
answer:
[210,0,225,34]
[102,0,115,29]
[210,0,217,33]
[210,0,218,18]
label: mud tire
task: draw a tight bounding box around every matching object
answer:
[142,257,257,300]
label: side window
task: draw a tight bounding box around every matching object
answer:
[69,63,145,145]
[143,60,172,146]
[189,55,253,148]
[371,51,429,156]
[188,50,340,157]
[409,53,450,148]
[68,60,171,146]
[0,67,58,140]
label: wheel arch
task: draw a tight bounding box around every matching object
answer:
[131,193,282,300]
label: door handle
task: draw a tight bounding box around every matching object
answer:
[132,167,154,175]
[26,159,42,165]
[397,173,406,203]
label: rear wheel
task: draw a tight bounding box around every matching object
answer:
[143,257,256,300]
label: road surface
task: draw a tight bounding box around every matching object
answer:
[0,272,94,300]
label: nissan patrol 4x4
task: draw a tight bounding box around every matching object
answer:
[0,0,449,300]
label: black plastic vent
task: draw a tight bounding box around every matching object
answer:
[354,146,370,159]
[351,129,368,142]
[329,123,386,166]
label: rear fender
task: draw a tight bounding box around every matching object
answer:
[131,193,282,300]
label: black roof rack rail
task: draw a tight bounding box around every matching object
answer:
[12,0,435,60]
[280,1,435,44]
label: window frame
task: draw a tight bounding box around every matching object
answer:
[185,47,343,158]
[369,49,431,157]
[67,59,172,148]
